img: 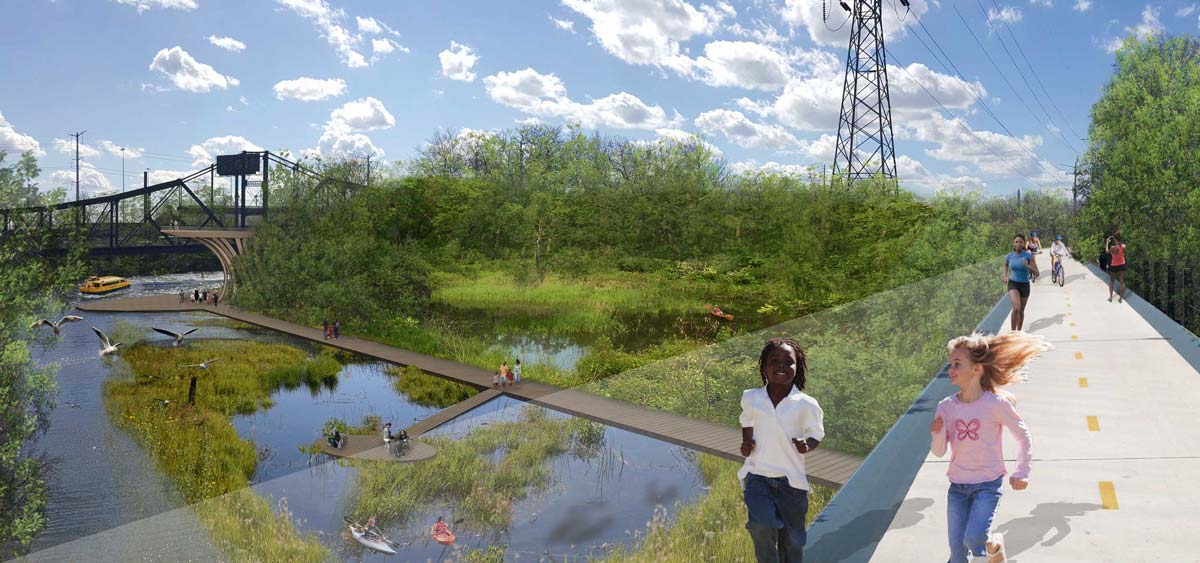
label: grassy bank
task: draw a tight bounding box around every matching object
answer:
[389,364,478,408]
[105,339,340,561]
[600,454,834,563]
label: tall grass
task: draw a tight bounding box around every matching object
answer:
[106,340,338,560]
[599,454,834,563]
[349,407,596,531]
[389,365,478,408]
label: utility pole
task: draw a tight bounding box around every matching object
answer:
[365,153,372,187]
[831,0,898,186]
[1071,157,1080,212]
[69,130,86,202]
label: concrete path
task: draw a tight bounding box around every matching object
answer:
[871,254,1200,562]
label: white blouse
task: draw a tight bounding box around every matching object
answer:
[736,386,825,492]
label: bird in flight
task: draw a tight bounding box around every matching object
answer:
[32,315,84,335]
[91,326,121,357]
[152,327,199,347]
[182,358,220,370]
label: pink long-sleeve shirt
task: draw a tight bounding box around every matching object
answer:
[930,391,1032,484]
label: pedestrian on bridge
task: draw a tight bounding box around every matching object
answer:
[513,359,521,384]
[193,289,200,303]
[737,337,824,563]
[333,320,340,339]
[930,331,1048,563]
[1004,234,1038,332]
[1106,235,1128,303]
[322,319,330,340]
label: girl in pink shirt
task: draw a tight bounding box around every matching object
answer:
[930,331,1049,563]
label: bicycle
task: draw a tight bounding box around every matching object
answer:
[1051,256,1065,287]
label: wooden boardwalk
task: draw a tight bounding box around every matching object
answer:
[79,294,862,487]
[317,434,437,462]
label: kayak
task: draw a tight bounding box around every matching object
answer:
[350,523,397,555]
[433,531,456,546]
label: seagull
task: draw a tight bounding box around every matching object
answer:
[152,327,199,347]
[182,358,219,370]
[31,315,83,335]
[91,327,121,357]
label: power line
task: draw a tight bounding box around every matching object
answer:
[971,0,1080,154]
[988,0,1085,143]
[68,130,86,203]
[897,11,1067,181]
[889,53,1045,186]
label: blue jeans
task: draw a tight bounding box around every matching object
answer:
[946,476,1004,563]
[743,473,808,563]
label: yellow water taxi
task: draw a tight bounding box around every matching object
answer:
[79,276,131,295]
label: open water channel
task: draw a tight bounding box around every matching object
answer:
[21,273,708,562]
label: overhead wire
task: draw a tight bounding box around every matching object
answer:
[896,7,1070,182]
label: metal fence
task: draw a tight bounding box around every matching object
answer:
[1126,259,1200,335]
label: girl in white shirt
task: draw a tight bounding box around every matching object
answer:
[738,337,825,563]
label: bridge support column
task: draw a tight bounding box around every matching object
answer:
[161,229,254,299]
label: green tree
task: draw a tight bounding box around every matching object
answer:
[0,150,85,556]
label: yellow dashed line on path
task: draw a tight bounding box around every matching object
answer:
[1075,352,1084,360]
[1100,482,1119,509]
[1072,335,1079,340]
[1070,322,1077,327]
[1087,416,1100,431]
[1079,377,1088,388]
[1067,312,1073,316]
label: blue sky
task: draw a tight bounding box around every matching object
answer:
[0,0,1192,197]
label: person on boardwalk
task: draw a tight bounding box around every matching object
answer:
[179,289,185,303]
[1003,234,1037,332]
[1106,235,1128,303]
[213,292,220,307]
[333,320,341,339]
[193,289,200,303]
[499,361,510,387]
[322,319,330,340]
[382,422,394,446]
[738,337,824,563]
[931,332,1049,563]
[492,371,500,388]
[513,358,522,384]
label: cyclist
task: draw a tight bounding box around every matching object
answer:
[1049,235,1069,282]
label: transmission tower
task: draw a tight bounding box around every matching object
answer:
[831,0,899,184]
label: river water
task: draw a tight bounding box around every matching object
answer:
[21,273,707,562]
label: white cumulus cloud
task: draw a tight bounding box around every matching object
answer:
[562,0,728,67]
[483,68,677,130]
[50,161,114,196]
[1074,0,1092,12]
[112,0,196,13]
[549,15,576,33]
[187,135,264,168]
[329,97,395,131]
[273,77,348,101]
[207,35,246,52]
[1105,5,1165,53]
[277,1,404,67]
[694,109,800,151]
[988,6,1023,25]
[781,0,929,47]
[439,42,480,82]
[54,138,101,158]
[149,46,239,93]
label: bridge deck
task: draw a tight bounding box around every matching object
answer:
[78,294,862,488]
[865,254,1200,561]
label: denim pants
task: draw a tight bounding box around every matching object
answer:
[743,473,808,563]
[946,476,1004,563]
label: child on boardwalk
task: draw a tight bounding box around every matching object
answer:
[513,358,521,384]
[931,332,1049,563]
[738,337,824,563]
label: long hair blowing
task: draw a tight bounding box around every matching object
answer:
[947,332,1052,396]
[758,337,808,391]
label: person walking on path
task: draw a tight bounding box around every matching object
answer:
[1106,235,1128,303]
[1003,234,1038,332]
[333,320,341,339]
[931,331,1049,563]
[499,361,510,387]
[492,372,500,388]
[513,359,522,384]
[179,289,185,304]
[213,292,220,307]
[193,289,200,303]
[738,337,824,563]
[322,319,330,340]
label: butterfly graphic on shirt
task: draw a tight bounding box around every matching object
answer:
[955,419,981,441]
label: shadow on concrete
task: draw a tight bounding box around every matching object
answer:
[807,497,933,561]
[1025,313,1066,334]
[994,501,1104,562]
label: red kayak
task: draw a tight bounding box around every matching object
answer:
[433,531,455,546]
